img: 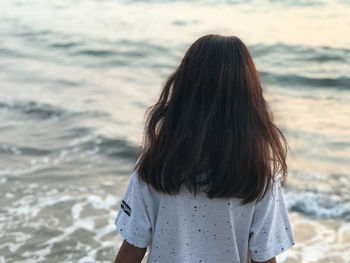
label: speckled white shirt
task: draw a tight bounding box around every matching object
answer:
[115,169,295,263]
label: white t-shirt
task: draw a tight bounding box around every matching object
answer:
[115,169,295,263]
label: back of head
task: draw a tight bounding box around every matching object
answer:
[136,34,288,204]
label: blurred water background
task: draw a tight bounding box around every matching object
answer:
[0,0,350,262]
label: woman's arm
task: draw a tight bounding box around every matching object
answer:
[114,240,147,263]
[251,257,276,263]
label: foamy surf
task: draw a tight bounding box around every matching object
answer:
[0,178,127,262]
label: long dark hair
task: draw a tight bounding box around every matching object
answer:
[135,34,288,204]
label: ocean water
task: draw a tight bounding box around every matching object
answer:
[0,0,349,262]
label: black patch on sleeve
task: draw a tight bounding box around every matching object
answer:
[121,200,131,216]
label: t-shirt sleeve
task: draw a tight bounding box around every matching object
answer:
[114,170,153,248]
[249,175,295,262]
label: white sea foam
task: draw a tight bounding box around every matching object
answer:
[274,213,350,263]
[285,191,350,219]
[0,177,7,183]
[1,182,123,261]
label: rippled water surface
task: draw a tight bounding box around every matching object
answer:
[0,0,349,262]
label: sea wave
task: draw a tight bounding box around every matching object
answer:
[286,191,350,220]
[260,72,350,90]
[0,97,106,120]
[0,135,139,177]
[284,171,350,220]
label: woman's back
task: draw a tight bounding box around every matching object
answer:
[115,169,294,262]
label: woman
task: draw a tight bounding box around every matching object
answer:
[114,34,295,263]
